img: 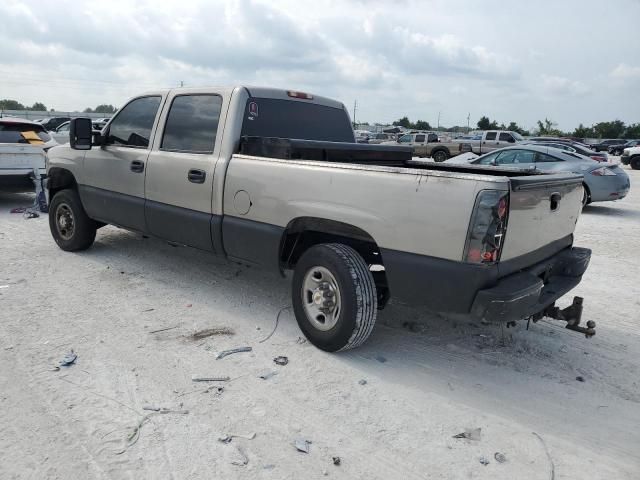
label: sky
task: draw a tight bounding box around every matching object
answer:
[1,0,639,131]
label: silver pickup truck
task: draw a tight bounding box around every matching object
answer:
[45,86,594,351]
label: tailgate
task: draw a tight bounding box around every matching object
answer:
[0,144,46,173]
[500,173,583,261]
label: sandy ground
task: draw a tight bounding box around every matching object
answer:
[1,160,638,479]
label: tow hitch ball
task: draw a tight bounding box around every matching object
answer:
[536,296,596,338]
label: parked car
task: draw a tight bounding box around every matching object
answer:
[620,146,640,169]
[0,118,58,150]
[367,132,394,144]
[589,139,626,152]
[40,117,71,131]
[523,141,608,162]
[609,140,640,156]
[50,121,71,144]
[46,86,593,351]
[454,145,629,206]
[0,143,46,192]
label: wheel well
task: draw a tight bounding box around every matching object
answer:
[279,217,390,307]
[48,167,78,199]
[431,146,450,155]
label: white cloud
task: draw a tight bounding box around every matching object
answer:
[540,75,590,97]
[610,63,640,81]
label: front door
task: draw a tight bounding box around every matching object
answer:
[144,92,225,252]
[80,95,164,231]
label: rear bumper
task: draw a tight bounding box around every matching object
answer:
[470,247,591,322]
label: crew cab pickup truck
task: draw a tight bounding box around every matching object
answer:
[46,86,593,351]
[621,146,640,169]
[385,130,524,162]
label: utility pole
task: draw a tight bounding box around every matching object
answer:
[467,113,470,133]
[437,111,441,130]
[179,80,184,88]
[353,100,357,128]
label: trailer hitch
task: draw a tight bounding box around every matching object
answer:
[535,296,596,338]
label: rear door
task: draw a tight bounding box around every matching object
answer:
[481,131,498,153]
[144,90,227,252]
[81,95,164,231]
[413,133,427,156]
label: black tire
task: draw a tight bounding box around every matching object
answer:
[292,243,377,352]
[432,149,449,162]
[49,189,97,251]
[581,183,591,207]
[631,157,640,170]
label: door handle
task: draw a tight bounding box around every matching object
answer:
[130,160,144,173]
[188,169,206,184]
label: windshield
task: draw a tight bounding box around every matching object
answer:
[512,132,525,141]
[0,122,51,144]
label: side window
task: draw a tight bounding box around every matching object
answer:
[535,152,562,163]
[414,134,426,143]
[161,95,223,153]
[497,150,535,165]
[58,123,70,132]
[398,134,412,143]
[473,151,500,165]
[107,96,161,148]
[499,132,515,143]
[485,132,497,141]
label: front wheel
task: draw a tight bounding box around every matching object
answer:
[292,243,377,352]
[631,157,640,170]
[49,189,97,251]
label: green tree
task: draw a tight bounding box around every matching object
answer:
[0,99,25,110]
[392,116,412,128]
[29,102,47,111]
[623,123,640,139]
[572,123,595,139]
[477,116,498,130]
[593,120,625,139]
[535,118,563,136]
[414,120,432,130]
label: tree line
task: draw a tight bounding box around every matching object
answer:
[389,114,640,139]
[0,99,116,114]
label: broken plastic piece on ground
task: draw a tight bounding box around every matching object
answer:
[294,438,311,453]
[273,356,289,366]
[332,456,341,466]
[192,327,234,340]
[494,452,507,463]
[191,375,231,382]
[216,346,252,360]
[60,351,77,366]
[452,427,481,441]
[576,376,585,382]
[10,207,26,213]
[219,432,256,444]
[230,446,249,466]
[142,406,161,412]
[479,456,490,466]
[258,370,278,380]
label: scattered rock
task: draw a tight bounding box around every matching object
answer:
[358,379,367,385]
[452,428,481,441]
[294,438,311,453]
[332,456,341,466]
[494,452,507,463]
[59,351,77,367]
[479,456,490,466]
[375,355,387,363]
[274,356,289,366]
[576,376,585,382]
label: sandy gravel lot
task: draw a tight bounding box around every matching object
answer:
[1,162,638,479]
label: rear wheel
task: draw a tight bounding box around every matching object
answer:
[581,183,591,207]
[49,189,97,251]
[432,150,449,162]
[292,243,377,352]
[631,157,640,170]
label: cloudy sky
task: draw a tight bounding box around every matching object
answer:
[1,0,639,130]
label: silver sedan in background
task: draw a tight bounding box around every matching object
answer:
[449,144,630,206]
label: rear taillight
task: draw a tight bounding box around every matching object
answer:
[464,190,509,264]
[590,166,616,176]
[590,155,605,162]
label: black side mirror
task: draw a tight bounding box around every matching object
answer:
[70,118,93,150]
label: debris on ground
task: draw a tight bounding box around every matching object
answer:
[494,452,507,463]
[191,327,234,340]
[259,306,291,343]
[218,432,256,443]
[375,355,387,363]
[294,438,311,453]
[59,350,77,367]
[191,375,231,382]
[216,346,252,360]
[0,285,9,289]
[274,356,289,366]
[332,456,341,466]
[142,406,161,412]
[479,456,490,466]
[358,379,367,385]
[296,336,307,344]
[576,376,585,382]
[148,325,179,334]
[116,408,189,454]
[258,370,278,380]
[230,446,249,466]
[452,427,482,441]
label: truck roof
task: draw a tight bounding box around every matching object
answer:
[137,86,346,110]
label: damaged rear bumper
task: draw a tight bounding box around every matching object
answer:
[470,247,591,323]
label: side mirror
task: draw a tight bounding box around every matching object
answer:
[69,118,93,150]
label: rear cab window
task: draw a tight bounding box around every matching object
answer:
[499,132,515,143]
[485,132,497,140]
[161,94,223,153]
[414,134,426,143]
[240,97,354,142]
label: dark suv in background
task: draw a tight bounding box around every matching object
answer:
[590,139,626,152]
[608,140,640,155]
[40,117,71,131]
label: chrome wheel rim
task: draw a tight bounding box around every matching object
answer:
[55,203,75,240]
[301,266,341,331]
